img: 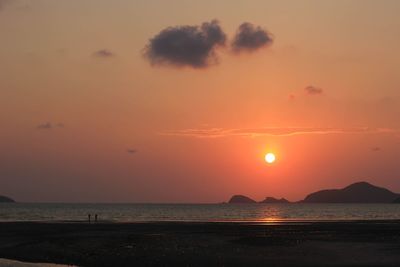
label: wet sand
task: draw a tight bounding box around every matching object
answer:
[1,221,400,266]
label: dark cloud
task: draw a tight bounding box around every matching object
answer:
[127,149,137,154]
[231,22,273,52]
[305,85,323,95]
[37,122,64,130]
[143,20,226,68]
[93,49,115,58]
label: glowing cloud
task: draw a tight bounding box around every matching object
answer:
[160,127,398,138]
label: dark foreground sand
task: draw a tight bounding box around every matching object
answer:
[1,221,400,267]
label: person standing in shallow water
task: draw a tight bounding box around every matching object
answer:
[95,214,98,223]
[88,214,91,223]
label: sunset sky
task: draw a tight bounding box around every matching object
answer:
[1,0,400,202]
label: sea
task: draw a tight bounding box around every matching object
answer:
[1,203,400,222]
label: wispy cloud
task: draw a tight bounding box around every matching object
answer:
[305,85,323,95]
[161,127,399,138]
[93,49,115,58]
[37,122,64,130]
[371,147,381,152]
[127,149,137,154]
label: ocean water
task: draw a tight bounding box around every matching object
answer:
[1,203,400,222]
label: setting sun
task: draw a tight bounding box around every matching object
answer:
[265,153,276,164]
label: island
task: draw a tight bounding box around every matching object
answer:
[228,195,257,204]
[259,197,290,203]
[0,196,15,203]
[227,181,400,204]
[302,182,400,203]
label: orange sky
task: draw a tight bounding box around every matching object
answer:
[1,0,400,202]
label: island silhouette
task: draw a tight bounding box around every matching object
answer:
[228,181,400,204]
[260,197,290,203]
[0,195,15,203]
[228,195,257,204]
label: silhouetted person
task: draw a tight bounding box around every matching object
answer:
[88,214,91,223]
[95,214,98,223]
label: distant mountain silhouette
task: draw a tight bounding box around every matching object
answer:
[302,182,400,203]
[0,195,15,203]
[228,195,257,204]
[259,197,290,203]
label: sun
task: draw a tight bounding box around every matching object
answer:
[265,153,276,164]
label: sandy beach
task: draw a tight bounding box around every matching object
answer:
[1,220,400,266]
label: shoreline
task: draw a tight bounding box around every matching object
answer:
[1,220,400,266]
[3,202,400,224]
